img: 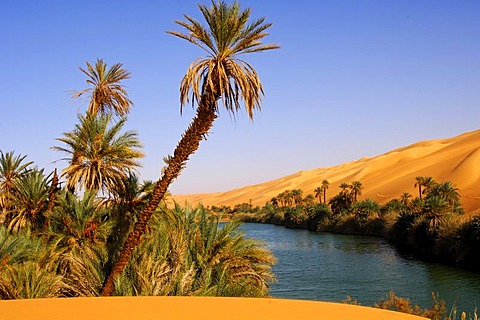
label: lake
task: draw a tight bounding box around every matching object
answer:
[240,222,480,312]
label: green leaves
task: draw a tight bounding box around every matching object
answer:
[53,114,144,196]
[72,59,133,116]
[168,0,278,119]
[114,204,276,297]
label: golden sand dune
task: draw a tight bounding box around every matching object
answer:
[0,296,427,320]
[173,130,480,213]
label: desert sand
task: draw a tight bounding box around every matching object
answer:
[0,296,427,320]
[173,130,480,213]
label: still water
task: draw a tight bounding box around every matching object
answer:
[240,223,480,311]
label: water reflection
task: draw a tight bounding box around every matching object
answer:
[240,223,480,311]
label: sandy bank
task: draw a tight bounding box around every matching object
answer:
[0,296,427,320]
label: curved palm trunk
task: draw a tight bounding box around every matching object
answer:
[323,189,326,205]
[101,98,217,296]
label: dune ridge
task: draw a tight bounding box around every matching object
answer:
[173,130,480,213]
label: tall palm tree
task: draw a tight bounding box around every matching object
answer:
[101,1,278,296]
[414,176,425,199]
[322,179,329,204]
[53,114,143,196]
[72,59,133,116]
[314,187,323,204]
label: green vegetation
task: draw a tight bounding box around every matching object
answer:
[230,178,480,273]
[0,195,275,299]
[1,2,477,319]
[0,1,277,299]
[346,291,478,320]
[102,0,278,295]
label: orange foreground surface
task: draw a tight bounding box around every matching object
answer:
[0,296,427,320]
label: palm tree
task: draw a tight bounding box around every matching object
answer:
[400,192,412,207]
[291,189,303,206]
[7,168,52,233]
[352,199,380,223]
[422,177,437,197]
[339,182,350,194]
[423,196,449,231]
[322,179,330,204]
[46,191,113,255]
[0,151,33,221]
[101,1,278,296]
[314,187,323,204]
[350,181,363,203]
[0,261,67,299]
[270,197,279,208]
[0,226,42,269]
[428,181,460,207]
[414,176,425,199]
[303,194,315,206]
[72,59,133,116]
[284,190,294,207]
[53,114,143,196]
[114,204,276,297]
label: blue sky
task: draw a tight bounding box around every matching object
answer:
[1,1,479,194]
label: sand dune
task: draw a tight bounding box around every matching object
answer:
[0,296,427,320]
[173,130,480,213]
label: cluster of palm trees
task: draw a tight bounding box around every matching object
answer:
[269,180,362,210]
[234,176,480,271]
[0,1,278,298]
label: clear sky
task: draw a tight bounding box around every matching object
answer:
[1,1,479,195]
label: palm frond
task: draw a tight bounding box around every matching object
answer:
[72,59,133,116]
[168,0,278,119]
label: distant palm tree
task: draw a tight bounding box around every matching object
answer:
[353,199,380,223]
[291,189,303,206]
[350,181,363,203]
[284,190,294,207]
[72,59,133,116]
[400,192,412,207]
[414,176,425,199]
[303,194,315,206]
[101,1,278,296]
[276,192,286,207]
[339,182,350,193]
[428,181,460,207]
[314,187,323,204]
[423,196,449,231]
[322,179,330,204]
[422,177,437,197]
[53,114,143,196]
